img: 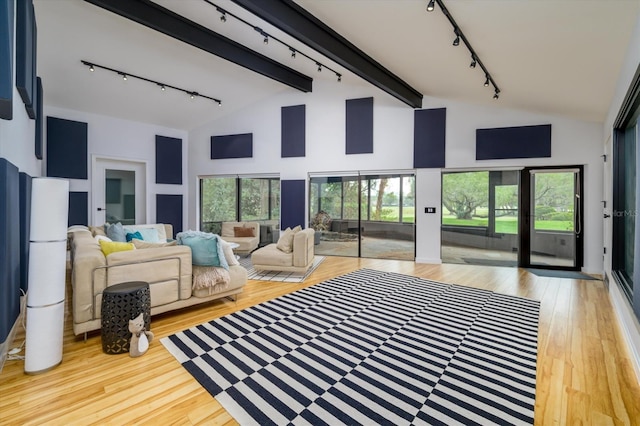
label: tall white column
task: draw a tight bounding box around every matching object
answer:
[24,178,69,374]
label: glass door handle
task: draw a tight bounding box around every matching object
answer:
[604,214,611,218]
[97,207,104,211]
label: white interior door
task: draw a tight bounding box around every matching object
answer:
[92,157,147,226]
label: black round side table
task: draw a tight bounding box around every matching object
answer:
[101,281,151,354]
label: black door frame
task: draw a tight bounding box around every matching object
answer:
[519,165,584,271]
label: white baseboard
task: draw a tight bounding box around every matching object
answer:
[415,257,442,264]
[609,282,640,384]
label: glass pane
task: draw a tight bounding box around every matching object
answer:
[200,177,236,233]
[240,178,270,221]
[361,174,415,260]
[270,179,280,224]
[441,170,519,267]
[530,171,576,267]
[623,125,636,284]
[309,176,358,257]
[105,169,135,225]
[402,176,415,223]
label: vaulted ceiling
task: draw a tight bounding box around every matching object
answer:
[33,0,640,130]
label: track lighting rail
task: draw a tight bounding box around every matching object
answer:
[80,60,223,105]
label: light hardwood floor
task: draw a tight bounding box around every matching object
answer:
[1,257,639,425]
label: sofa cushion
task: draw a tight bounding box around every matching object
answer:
[234,226,255,237]
[251,243,293,268]
[99,240,135,256]
[131,239,178,249]
[105,222,126,242]
[177,230,229,269]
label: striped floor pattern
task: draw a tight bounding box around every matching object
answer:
[161,269,539,425]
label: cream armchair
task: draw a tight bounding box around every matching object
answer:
[251,228,315,274]
[220,221,260,254]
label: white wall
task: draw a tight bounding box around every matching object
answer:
[188,79,604,273]
[45,106,188,229]
[0,75,40,176]
[603,11,640,381]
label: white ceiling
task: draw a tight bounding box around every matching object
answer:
[33,0,640,131]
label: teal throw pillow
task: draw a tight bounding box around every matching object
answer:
[126,231,143,242]
[176,230,229,269]
[106,222,126,242]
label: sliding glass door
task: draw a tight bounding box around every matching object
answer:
[441,170,519,266]
[524,168,583,269]
[309,172,415,260]
[441,167,583,270]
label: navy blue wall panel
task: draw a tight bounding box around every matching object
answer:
[346,97,374,154]
[16,0,35,118]
[0,158,21,345]
[211,133,253,159]
[0,0,13,120]
[281,104,305,158]
[413,108,446,168]
[19,172,31,293]
[280,180,305,230]
[68,192,88,227]
[476,124,552,160]
[46,116,88,179]
[156,135,182,184]
[35,77,43,159]
[156,194,183,237]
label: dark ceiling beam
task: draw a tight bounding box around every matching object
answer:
[83,0,312,92]
[231,0,423,108]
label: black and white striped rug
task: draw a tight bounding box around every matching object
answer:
[161,269,539,425]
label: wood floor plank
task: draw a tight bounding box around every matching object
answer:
[1,256,639,425]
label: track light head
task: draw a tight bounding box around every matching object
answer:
[160,84,165,91]
[121,73,127,81]
[263,35,269,45]
[290,48,296,58]
[484,76,490,87]
[317,63,322,72]
[427,0,435,12]
[217,100,222,107]
[220,13,226,22]
[470,57,476,68]
[89,64,94,72]
[337,74,342,82]
[453,33,460,46]
[493,91,499,99]
[190,92,196,99]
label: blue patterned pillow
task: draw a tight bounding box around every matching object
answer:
[176,230,229,269]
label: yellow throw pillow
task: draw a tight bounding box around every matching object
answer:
[99,240,135,256]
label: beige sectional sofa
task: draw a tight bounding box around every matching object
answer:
[220,221,260,254]
[69,224,247,337]
[251,228,315,274]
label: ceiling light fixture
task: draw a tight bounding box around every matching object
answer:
[81,60,222,106]
[426,0,501,99]
[204,0,342,83]
[426,0,435,12]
